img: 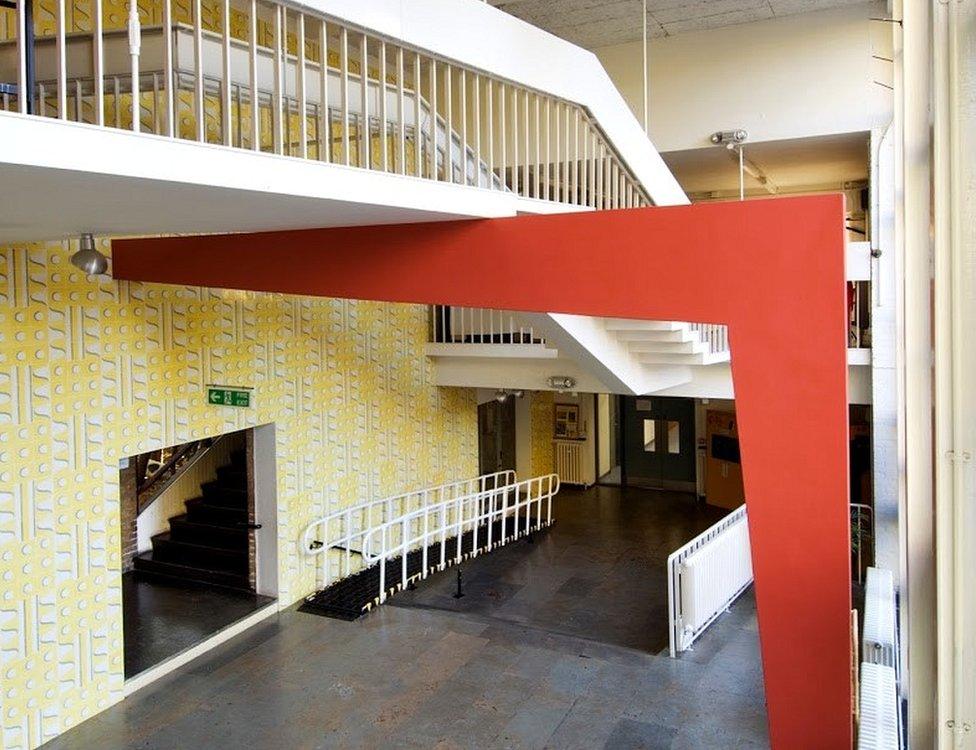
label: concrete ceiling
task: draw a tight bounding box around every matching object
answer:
[661,132,869,198]
[487,0,868,49]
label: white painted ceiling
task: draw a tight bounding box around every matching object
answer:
[487,0,868,49]
[661,132,869,198]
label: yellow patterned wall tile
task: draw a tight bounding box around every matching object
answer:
[0,240,478,749]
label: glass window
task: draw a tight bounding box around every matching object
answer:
[643,419,656,452]
[667,420,680,454]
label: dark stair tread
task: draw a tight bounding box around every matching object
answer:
[185,496,249,514]
[151,530,247,556]
[168,514,249,547]
[132,552,251,591]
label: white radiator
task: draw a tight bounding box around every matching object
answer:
[553,440,586,486]
[667,506,752,656]
[862,567,897,669]
[858,663,899,750]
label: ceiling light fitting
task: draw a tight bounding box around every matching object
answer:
[70,233,109,276]
[710,129,748,145]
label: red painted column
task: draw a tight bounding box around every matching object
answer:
[114,195,852,749]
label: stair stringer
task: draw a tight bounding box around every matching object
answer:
[519,312,692,395]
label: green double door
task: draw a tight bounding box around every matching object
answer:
[621,396,696,492]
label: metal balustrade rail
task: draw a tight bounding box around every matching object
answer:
[0,0,650,208]
[301,469,515,590]
[431,305,545,345]
[689,322,730,356]
[361,473,559,604]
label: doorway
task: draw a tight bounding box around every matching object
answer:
[621,396,696,492]
[119,425,278,681]
[478,398,517,474]
[596,393,623,485]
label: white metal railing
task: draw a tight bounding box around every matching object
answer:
[0,1,650,207]
[667,504,752,657]
[431,305,544,345]
[857,567,901,749]
[361,473,559,604]
[689,322,730,356]
[301,469,515,590]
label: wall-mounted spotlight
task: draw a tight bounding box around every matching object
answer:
[70,233,108,276]
[494,389,525,403]
[546,376,576,392]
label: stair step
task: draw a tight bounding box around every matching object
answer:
[626,339,704,354]
[185,497,249,526]
[603,319,683,331]
[132,552,251,591]
[634,351,725,365]
[215,465,248,487]
[201,480,248,506]
[150,532,248,572]
[169,514,249,550]
[612,328,695,343]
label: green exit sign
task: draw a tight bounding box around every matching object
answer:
[207,387,252,408]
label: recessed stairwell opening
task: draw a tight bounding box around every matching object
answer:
[118,425,278,682]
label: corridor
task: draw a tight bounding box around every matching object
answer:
[43,487,768,749]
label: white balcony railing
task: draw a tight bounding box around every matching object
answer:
[0,0,650,208]
[431,305,545,346]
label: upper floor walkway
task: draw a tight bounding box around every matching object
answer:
[0,0,685,241]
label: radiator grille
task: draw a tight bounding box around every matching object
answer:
[858,663,899,750]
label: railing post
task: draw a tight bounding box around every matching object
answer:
[378,526,386,603]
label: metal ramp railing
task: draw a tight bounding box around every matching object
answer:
[300,471,559,619]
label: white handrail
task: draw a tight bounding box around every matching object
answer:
[301,469,516,588]
[667,504,751,657]
[362,473,559,604]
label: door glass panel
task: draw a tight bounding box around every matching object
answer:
[643,419,656,452]
[667,420,680,454]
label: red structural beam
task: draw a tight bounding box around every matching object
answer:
[114,195,852,749]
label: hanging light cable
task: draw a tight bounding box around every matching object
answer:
[642,0,648,134]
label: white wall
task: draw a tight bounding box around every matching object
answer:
[595,3,891,153]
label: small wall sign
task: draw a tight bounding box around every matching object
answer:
[207,386,253,408]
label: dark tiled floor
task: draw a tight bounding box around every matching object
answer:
[395,485,729,654]
[122,572,275,678]
[49,487,767,749]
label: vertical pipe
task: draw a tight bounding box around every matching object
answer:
[339,27,348,164]
[128,0,140,131]
[545,97,551,199]
[193,0,203,140]
[522,89,529,196]
[413,53,421,177]
[94,0,105,126]
[428,58,437,179]
[511,86,518,194]
[554,101,560,201]
[473,74,481,188]
[16,0,27,114]
[444,64,453,182]
[486,78,493,187]
[319,20,329,161]
[222,0,232,146]
[459,68,467,185]
[641,0,648,133]
[297,12,307,158]
[359,33,369,168]
[533,94,540,199]
[572,108,579,204]
[379,41,388,172]
[396,47,405,174]
[249,0,258,150]
[56,0,66,119]
[498,82,506,188]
